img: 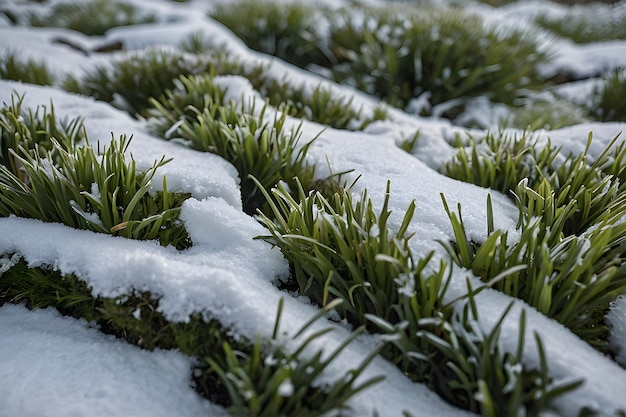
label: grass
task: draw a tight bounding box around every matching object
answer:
[4,1,626,415]
[211,1,330,70]
[0,94,191,249]
[480,0,620,5]
[536,6,626,44]
[0,50,55,86]
[254,178,581,415]
[147,74,318,214]
[64,49,241,117]
[212,2,549,111]
[207,298,383,417]
[176,39,388,130]
[505,98,589,130]
[591,69,626,122]
[29,0,156,36]
[256,79,388,130]
[442,132,626,349]
[0,258,381,415]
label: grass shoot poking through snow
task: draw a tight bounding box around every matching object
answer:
[212,1,549,113]
[206,298,384,417]
[442,133,626,349]
[64,49,242,117]
[148,74,317,214]
[255,178,578,415]
[0,94,191,249]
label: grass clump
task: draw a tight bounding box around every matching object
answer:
[328,7,548,109]
[207,298,383,417]
[372,297,582,417]
[591,69,626,122]
[445,131,560,195]
[210,1,330,70]
[260,79,388,130]
[64,49,241,117]
[0,95,191,249]
[0,257,382,415]
[256,179,419,324]
[0,51,55,86]
[177,31,388,131]
[505,98,589,131]
[442,132,626,349]
[536,7,626,44]
[29,0,156,36]
[1,94,86,171]
[255,179,581,416]
[212,1,549,111]
[179,31,222,55]
[147,74,317,214]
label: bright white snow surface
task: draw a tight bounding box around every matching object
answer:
[1,0,626,416]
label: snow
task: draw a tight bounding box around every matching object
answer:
[0,303,226,417]
[608,295,626,367]
[1,0,626,416]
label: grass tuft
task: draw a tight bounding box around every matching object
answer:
[536,7,626,44]
[505,98,589,131]
[64,49,241,117]
[255,178,580,415]
[443,131,626,348]
[0,94,191,249]
[29,0,156,36]
[147,74,317,214]
[0,51,55,86]
[206,298,384,417]
[212,2,549,111]
[262,80,388,130]
[211,1,330,70]
[591,69,626,122]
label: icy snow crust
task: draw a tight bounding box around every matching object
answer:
[1,0,626,416]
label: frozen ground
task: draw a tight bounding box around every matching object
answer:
[1,0,626,416]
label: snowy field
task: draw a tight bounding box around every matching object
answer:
[1,0,626,416]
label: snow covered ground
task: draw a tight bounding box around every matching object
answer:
[1,0,626,416]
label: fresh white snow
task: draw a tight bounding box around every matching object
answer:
[0,303,227,417]
[1,0,626,416]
